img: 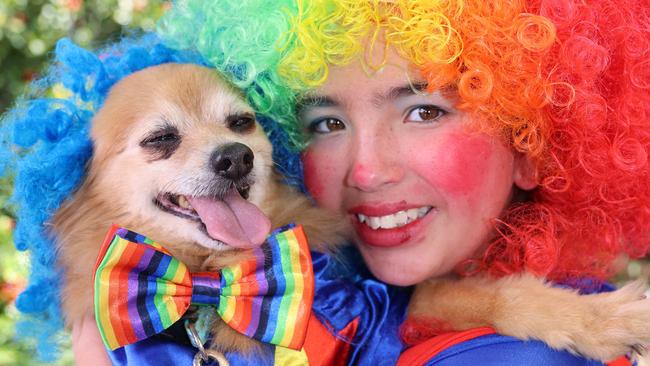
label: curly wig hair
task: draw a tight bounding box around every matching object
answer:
[160,0,650,282]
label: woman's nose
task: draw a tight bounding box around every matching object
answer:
[345,131,404,191]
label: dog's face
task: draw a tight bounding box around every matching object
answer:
[87,63,273,251]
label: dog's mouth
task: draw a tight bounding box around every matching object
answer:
[154,184,271,249]
[157,184,251,217]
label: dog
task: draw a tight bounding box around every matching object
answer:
[52,62,650,362]
[53,63,343,355]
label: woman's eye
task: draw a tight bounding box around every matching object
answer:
[308,118,346,134]
[405,105,447,123]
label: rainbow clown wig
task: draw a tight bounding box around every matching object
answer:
[0,33,303,359]
[159,0,650,282]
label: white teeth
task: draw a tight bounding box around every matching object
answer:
[406,208,419,220]
[379,215,396,229]
[177,195,192,210]
[368,217,381,230]
[394,211,408,226]
[356,206,432,230]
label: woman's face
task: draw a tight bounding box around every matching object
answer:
[299,49,535,286]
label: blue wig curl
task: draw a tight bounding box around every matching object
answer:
[0,33,303,360]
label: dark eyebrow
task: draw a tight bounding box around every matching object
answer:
[296,82,429,112]
[297,96,339,112]
[372,82,428,107]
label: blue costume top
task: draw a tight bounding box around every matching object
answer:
[395,281,630,366]
[399,331,606,366]
[108,249,622,366]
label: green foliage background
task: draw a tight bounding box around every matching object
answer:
[0,0,168,112]
[0,1,167,364]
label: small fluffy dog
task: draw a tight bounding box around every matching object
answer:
[53,63,650,361]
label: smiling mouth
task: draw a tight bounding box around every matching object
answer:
[154,184,251,221]
[355,206,433,230]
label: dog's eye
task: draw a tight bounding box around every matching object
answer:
[143,133,179,145]
[141,125,181,147]
[141,133,180,146]
[140,126,181,161]
[226,114,256,133]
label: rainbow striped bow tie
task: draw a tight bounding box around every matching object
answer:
[94,224,314,351]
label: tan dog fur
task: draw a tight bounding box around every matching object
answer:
[409,274,650,361]
[52,63,650,361]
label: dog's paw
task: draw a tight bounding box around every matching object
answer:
[568,281,650,361]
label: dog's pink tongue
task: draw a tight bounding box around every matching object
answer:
[188,190,271,248]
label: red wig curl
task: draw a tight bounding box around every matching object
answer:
[464,0,650,280]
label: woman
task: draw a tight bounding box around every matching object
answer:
[159,0,650,364]
[162,0,650,283]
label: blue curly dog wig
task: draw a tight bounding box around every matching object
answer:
[0,33,304,360]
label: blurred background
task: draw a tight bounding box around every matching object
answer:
[0,1,167,365]
[0,1,649,365]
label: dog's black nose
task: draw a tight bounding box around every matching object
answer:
[211,142,254,180]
